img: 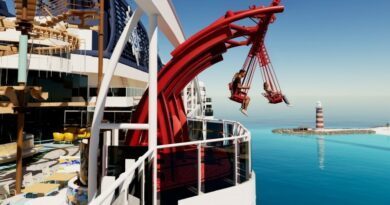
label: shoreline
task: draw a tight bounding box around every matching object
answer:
[372,127,390,136]
[273,127,390,136]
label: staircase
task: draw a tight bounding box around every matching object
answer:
[14,0,37,32]
[37,0,98,28]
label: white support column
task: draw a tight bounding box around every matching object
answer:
[190,81,195,111]
[88,8,144,201]
[197,144,202,194]
[148,14,158,149]
[248,132,252,176]
[193,78,204,115]
[100,176,116,205]
[148,13,159,205]
[112,129,119,146]
[202,120,207,141]
[141,161,145,205]
[183,84,188,113]
[102,131,112,177]
[234,138,238,185]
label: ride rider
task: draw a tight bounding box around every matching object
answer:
[263,81,291,106]
[232,69,251,116]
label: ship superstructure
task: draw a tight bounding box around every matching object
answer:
[0,0,153,144]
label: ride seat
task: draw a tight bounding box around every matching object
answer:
[228,82,246,103]
[262,92,283,104]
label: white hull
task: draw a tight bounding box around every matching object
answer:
[179,172,257,205]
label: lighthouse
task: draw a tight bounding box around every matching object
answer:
[316,101,324,129]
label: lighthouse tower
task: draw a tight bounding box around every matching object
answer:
[316,101,324,129]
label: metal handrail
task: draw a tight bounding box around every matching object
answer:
[90,119,251,205]
[157,134,249,149]
[90,148,154,205]
[99,123,150,130]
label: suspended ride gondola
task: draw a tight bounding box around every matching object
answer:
[228,2,290,106]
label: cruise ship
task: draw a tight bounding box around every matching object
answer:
[0,0,285,204]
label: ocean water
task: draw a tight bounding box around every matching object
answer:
[250,126,390,205]
[208,95,390,204]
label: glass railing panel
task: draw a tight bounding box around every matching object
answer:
[226,122,234,137]
[203,143,235,193]
[238,141,251,183]
[187,120,204,141]
[158,146,198,205]
[205,121,224,146]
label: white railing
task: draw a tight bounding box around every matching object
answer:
[187,104,202,118]
[90,118,252,205]
[90,148,154,205]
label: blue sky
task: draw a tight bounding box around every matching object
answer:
[5,0,389,97]
[4,0,389,123]
[157,0,390,124]
[158,0,390,98]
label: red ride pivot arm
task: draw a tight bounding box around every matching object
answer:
[126,1,285,147]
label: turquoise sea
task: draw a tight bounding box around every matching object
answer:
[250,126,390,205]
[211,95,390,205]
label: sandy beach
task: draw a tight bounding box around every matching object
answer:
[273,127,390,136]
[372,127,390,136]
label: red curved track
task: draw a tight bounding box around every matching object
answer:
[126,1,285,146]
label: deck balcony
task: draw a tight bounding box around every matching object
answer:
[91,118,254,205]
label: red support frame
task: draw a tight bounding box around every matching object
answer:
[126,2,284,146]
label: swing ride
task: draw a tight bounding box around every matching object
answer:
[125,0,286,193]
[128,0,286,145]
[228,7,289,106]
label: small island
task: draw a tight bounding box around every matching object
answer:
[272,128,375,135]
[273,101,390,136]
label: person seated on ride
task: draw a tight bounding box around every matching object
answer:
[263,81,291,106]
[263,81,277,97]
[232,69,251,116]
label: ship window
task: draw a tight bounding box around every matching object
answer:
[89,88,127,97]
[0,69,87,102]
[102,111,132,124]
[64,110,87,127]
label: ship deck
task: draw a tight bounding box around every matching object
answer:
[0,143,79,204]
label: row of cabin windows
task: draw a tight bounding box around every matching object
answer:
[0,69,87,102]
